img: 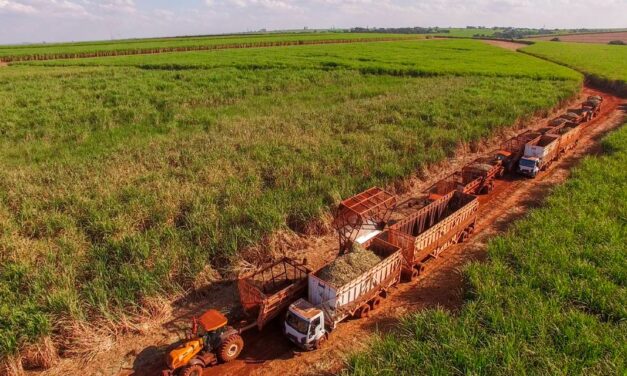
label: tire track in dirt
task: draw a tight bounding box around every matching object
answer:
[28,88,624,376]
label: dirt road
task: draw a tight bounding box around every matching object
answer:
[481,39,528,51]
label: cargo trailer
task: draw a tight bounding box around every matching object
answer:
[238,257,311,331]
[460,156,505,194]
[427,154,506,197]
[386,191,478,280]
[560,110,588,125]
[582,96,602,118]
[548,123,581,154]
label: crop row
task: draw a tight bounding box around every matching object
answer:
[0,33,420,62]
[21,40,582,82]
[521,41,627,97]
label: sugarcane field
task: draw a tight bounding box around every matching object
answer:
[0,3,625,376]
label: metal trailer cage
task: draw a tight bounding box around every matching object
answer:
[238,257,311,330]
[333,187,397,253]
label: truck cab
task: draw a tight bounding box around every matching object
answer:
[284,299,327,351]
[518,156,539,177]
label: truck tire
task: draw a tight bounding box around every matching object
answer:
[458,231,469,243]
[314,334,328,350]
[355,304,370,318]
[370,297,382,311]
[180,365,203,376]
[218,334,244,363]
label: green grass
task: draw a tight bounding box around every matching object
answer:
[0,32,419,62]
[0,39,582,360]
[346,125,627,375]
[21,39,580,81]
[521,41,627,96]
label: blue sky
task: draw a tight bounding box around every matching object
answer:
[0,0,626,44]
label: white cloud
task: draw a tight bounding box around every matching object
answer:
[1,0,627,44]
[96,0,136,13]
[0,0,37,14]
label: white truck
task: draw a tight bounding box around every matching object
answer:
[518,134,561,178]
[283,236,402,350]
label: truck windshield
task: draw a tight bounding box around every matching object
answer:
[519,159,536,168]
[285,312,309,335]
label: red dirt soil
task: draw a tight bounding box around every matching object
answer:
[532,31,627,44]
[482,40,528,51]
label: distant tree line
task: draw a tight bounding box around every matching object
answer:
[488,28,557,39]
[350,27,448,34]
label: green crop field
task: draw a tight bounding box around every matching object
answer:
[21,39,580,81]
[347,124,627,375]
[0,32,420,62]
[0,38,581,362]
[521,41,627,96]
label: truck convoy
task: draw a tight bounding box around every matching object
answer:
[162,95,601,375]
[284,189,478,350]
[518,95,600,178]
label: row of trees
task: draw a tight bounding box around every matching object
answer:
[350,27,448,34]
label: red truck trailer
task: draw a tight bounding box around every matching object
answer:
[427,153,509,197]
[582,96,602,118]
[385,191,478,280]
[238,257,312,330]
[547,122,581,154]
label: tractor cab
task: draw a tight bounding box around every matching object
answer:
[196,310,228,352]
[164,309,243,376]
[284,299,327,351]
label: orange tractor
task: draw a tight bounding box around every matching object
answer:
[162,310,244,376]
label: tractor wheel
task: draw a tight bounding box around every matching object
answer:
[370,296,382,311]
[180,365,203,376]
[218,334,244,363]
[356,304,370,319]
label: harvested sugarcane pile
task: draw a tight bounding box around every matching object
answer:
[318,243,383,286]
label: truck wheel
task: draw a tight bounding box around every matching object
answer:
[458,231,469,243]
[314,334,327,350]
[402,269,415,282]
[181,365,203,376]
[218,334,244,363]
[370,297,382,311]
[411,268,420,280]
[356,304,370,319]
